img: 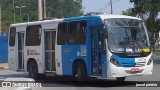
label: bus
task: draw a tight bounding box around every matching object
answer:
[8,13,153,81]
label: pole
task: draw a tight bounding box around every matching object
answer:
[13,0,15,23]
[43,0,46,19]
[110,0,113,14]
[28,14,29,22]
[0,5,1,35]
[15,6,25,23]
[38,0,43,20]
[20,7,22,22]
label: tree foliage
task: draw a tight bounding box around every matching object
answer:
[122,8,135,16]
[127,0,160,37]
[0,0,83,32]
[46,0,83,18]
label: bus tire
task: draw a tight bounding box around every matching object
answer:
[116,77,126,81]
[76,62,87,81]
[28,61,39,80]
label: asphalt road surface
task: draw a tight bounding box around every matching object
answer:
[0,57,160,90]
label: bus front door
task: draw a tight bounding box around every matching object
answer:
[18,32,24,70]
[90,27,103,76]
[44,30,56,73]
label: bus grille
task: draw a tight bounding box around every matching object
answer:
[121,63,135,67]
[135,62,146,67]
[121,62,146,67]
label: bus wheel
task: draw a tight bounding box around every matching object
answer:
[28,61,39,80]
[116,77,126,81]
[76,62,87,81]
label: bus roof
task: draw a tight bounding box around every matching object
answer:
[99,14,141,20]
[64,14,142,22]
[64,15,101,21]
[10,14,141,27]
[10,19,63,27]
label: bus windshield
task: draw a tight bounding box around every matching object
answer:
[105,18,150,55]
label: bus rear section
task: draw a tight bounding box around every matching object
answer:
[8,20,63,78]
[8,26,25,71]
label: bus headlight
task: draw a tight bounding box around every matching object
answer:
[110,57,120,67]
[147,58,153,65]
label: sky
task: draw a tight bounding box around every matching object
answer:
[82,0,134,14]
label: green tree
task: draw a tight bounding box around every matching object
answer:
[46,0,83,18]
[0,0,83,32]
[122,8,135,16]
[130,0,160,50]
[130,0,160,34]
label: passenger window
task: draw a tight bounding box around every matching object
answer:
[26,25,42,46]
[68,21,87,45]
[57,22,67,45]
[9,27,16,46]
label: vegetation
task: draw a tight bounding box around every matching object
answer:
[122,0,160,38]
[122,8,135,16]
[153,50,160,56]
[0,0,83,33]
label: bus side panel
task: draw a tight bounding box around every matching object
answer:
[24,46,43,73]
[8,32,18,71]
[8,46,17,70]
[55,45,63,75]
[86,26,92,76]
[61,45,88,76]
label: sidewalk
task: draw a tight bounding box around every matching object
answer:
[0,63,8,70]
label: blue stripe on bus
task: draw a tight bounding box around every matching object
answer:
[61,45,89,76]
[64,16,101,21]
[101,55,107,78]
[112,54,135,67]
[62,16,104,77]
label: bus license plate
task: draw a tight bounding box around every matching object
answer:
[131,68,139,73]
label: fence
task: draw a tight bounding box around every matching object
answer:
[0,33,8,63]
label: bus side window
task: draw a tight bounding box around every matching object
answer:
[26,25,42,46]
[57,22,67,45]
[9,27,16,46]
[68,21,86,45]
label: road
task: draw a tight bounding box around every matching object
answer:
[0,57,160,90]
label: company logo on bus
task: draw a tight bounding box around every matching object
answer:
[27,49,29,56]
[57,62,60,67]
[27,49,40,56]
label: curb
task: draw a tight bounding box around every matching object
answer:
[0,63,8,70]
[0,67,8,70]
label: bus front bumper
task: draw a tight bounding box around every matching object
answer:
[107,62,153,78]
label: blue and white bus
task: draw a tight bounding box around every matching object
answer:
[8,13,153,81]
